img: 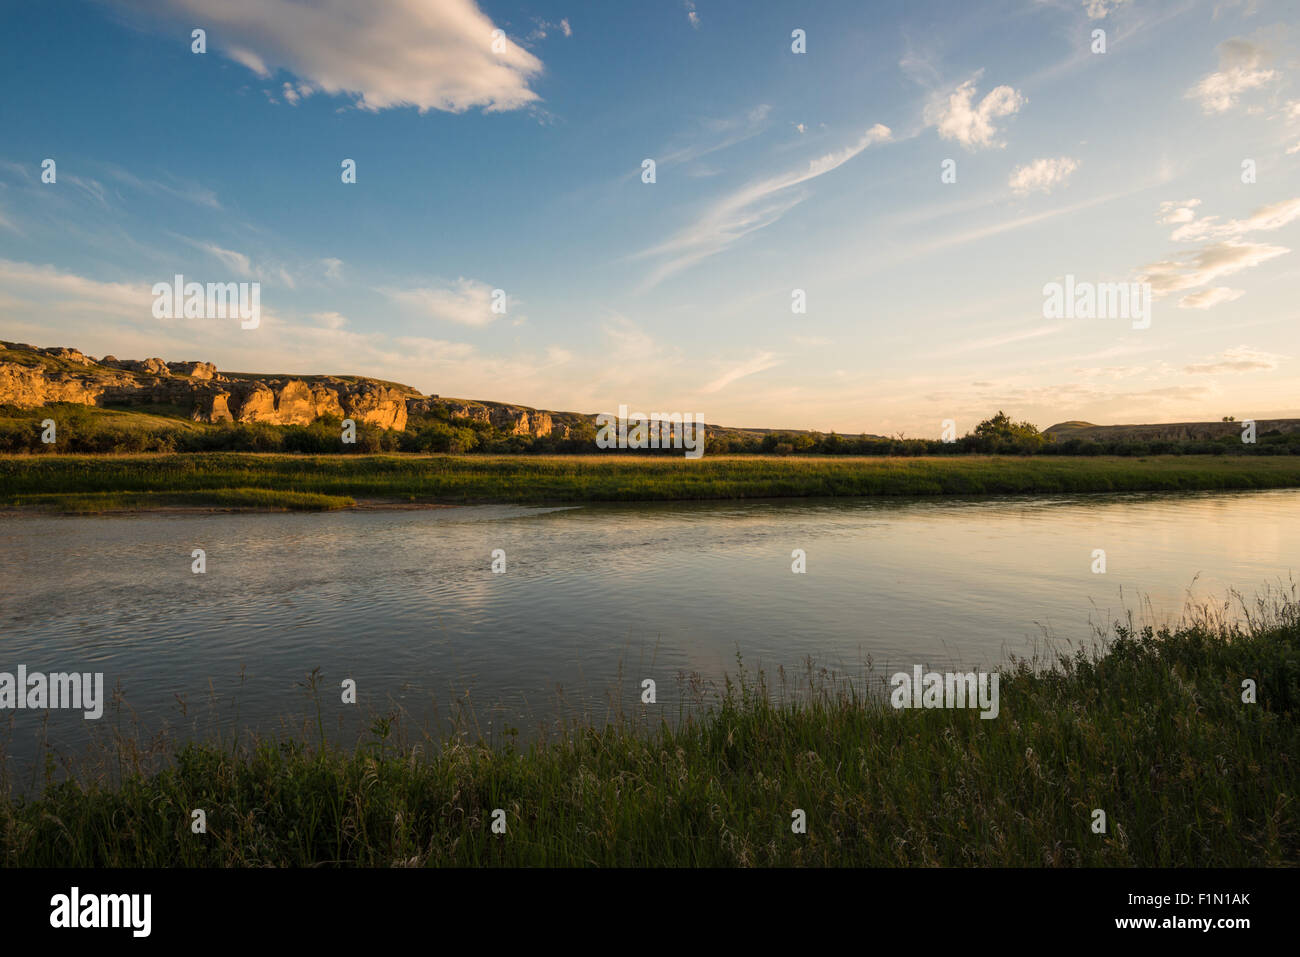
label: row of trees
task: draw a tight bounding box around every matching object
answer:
[3,406,1296,456]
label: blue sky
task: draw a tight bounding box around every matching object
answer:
[1,0,1297,435]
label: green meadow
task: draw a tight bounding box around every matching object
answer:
[4,453,1300,511]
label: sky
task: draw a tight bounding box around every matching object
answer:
[0,0,1297,436]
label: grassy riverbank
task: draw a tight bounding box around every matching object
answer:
[1,597,1296,866]
[4,453,1300,512]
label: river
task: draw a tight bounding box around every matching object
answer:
[0,489,1295,776]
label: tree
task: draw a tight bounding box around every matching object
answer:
[972,411,1042,442]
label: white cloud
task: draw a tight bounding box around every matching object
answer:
[1183,345,1284,373]
[925,76,1025,150]
[526,17,574,42]
[1008,156,1079,194]
[386,277,500,326]
[1178,286,1245,309]
[0,259,153,316]
[1157,199,1202,224]
[635,125,892,287]
[1139,196,1300,307]
[321,258,343,280]
[281,81,313,106]
[143,0,544,113]
[1084,0,1131,19]
[1187,38,1275,113]
[1166,196,1300,242]
[1140,240,1289,297]
[226,46,270,78]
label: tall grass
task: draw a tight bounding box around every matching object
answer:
[6,488,354,512]
[1,590,1295,866]
[5,453,1300,511]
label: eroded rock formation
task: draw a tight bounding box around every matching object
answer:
[0,342,592,436]
[0,342,411,430]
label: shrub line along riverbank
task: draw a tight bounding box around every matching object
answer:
[4,453,1300,512]
[0,602,1295,866]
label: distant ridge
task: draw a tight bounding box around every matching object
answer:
[1045,419,1300,442]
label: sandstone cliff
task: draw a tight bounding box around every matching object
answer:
[405,397,556,438]
[0,341,578,436]
[0,342,412,431]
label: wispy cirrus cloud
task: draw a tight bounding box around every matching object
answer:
[1162,196,1300,242]
[105,165,221,209]
[634,124,892,289]
[0,258,153,316]
[179,238,297,288]
[700,352,781,394]
[1183,345,1286,374]
[1139,240,1289,298]
[1178,286,1245,309]
[1139,196,1299,307]
[192,242,251,276]
[939,323,1069,356]
[656,104,773,169]
[385,277,502,327]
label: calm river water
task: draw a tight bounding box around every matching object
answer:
[0,490,1296,774]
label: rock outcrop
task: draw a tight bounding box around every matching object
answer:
[407,397,559,437]
[1,341,580,437]
[40,347,97,367]
[100,356,171,376]
[0,341,411,430]
[168,361,218,380]
[0,359,123,406]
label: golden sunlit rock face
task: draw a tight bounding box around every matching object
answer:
[0,341,412,430]
[0,341,582,436]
